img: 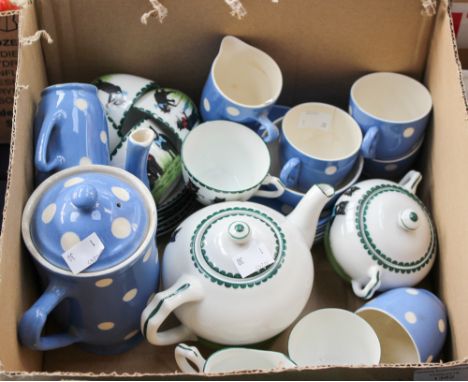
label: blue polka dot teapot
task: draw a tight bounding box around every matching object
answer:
[19,164,159,354]
[141,183,334,347]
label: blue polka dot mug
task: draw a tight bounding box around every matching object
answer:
[279,103,366,192]
[356,288,448,364]
[34,83,110,184]
[200,36,283,143]
[19,165,159,354]
[349,72,432,160]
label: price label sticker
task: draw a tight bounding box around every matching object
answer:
[62,232,105,274]
[299,111,333,130]
[232,242,275,278]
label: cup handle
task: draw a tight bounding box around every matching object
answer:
[360,126,380,159]
[175,343,206,373]
[257,114,279,143]
[351,266,382,299]
[279,157,301,189]
[35,112,64,173]
[254,175,285,199]
[141,275,204,346]
[398,170,422,194]
[18,281,78,350]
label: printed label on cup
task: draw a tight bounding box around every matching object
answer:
[232,242,275,278]
[298,111,333,130]
[62,232,105,274]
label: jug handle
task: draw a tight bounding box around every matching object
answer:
[35,112,64,172]
[141,275,204,346]
[360,126,380,159]
[257,115,279,143]
[175,343,206,373]
[351,265,382,299]
[254,175,285,199]
[18,281,79,350]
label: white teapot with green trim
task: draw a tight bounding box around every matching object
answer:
[141,184,334,346]
[325,170,436,299]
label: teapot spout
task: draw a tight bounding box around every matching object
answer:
[287,184,334,249]
[125,127,155,189]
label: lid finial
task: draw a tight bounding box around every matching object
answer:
[71,184,98,211]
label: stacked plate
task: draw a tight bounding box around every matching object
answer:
[93,74,200,237]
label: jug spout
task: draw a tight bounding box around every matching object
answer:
[217,35,252,60]
[125,127,155,189]
[287,184,334,249]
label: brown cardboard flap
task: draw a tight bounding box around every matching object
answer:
[424,0,468,362]
[36,0,434,108]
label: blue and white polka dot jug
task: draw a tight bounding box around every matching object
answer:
[19,165,159,354]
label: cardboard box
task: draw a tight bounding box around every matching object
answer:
[1,0,468,379]
[0,11,19,143]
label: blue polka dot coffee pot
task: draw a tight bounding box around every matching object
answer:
[141,183,334,347]
[325,170,437,299]
[19,165,159,354]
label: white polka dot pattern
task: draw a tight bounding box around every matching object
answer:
[203,98,210,112]
[325,166,337,175]
[124,330,139,340]
[79,157,92,165]
[74,98,88,111]
[406,288,419,295]
[95,278,113,288]
[403,127,415,138]
[97,322,115,331]
[438,319,445,333]
[111,217,132,239]
[404,311,417,324]
[100,131,108,144]
[143,248,152,263]
[64,177,84,188]
[60,232,80,251]
[41,203,56,224]
[112,187,130,202]
[226,106,240,116]
[426,355,433,363]
[123,288,138,302]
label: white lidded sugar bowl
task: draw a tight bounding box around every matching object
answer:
[325,170,436,299]
[141,184,334,346]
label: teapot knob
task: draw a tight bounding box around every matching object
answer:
[228,221,251,244]
[399,209,420,231]
[71,184,98,211]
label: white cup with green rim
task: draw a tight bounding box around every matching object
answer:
[175,344,295,373]
[181,121,285,205]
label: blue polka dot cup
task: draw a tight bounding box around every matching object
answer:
[350,72,432,160]
[34,83,110,185]
[279,103,364,192]
[356,288,448,364]
[200,36,282,143]
[19,165,159,354]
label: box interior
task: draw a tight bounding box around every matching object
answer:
[1,0,468,378]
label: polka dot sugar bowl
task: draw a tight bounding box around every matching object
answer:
[34,83,110,185]
[325,170,437,299]
[356,288,448,363]
[19,165,159,354]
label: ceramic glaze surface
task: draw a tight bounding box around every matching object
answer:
[200,36,282,143]
[279,103,362,191]
[175,343,295,373]
[325,171,436,299]
[141,185,333,346]
[182,121,284,205]
[350,72,432,160]
[19,165,159,354]
[356,288,447,363]
[34,83,109,184]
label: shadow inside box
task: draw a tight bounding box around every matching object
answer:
[40,241,443,374]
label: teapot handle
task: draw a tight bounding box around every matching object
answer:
[351,266,382,299]
[175,343,206,373]
[398,170,422,194]
[141,275,204,346]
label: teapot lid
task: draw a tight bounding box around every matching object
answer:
[345,181,436,273]
[189,206,286,288]
[24,166,156,274]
